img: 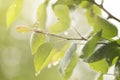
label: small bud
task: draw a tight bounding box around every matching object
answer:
[16,25,31,32]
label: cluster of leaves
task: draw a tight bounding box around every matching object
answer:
[7,0,120,80]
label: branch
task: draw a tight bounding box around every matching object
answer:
[33,29,87,41]
[72,27,87,40]
[92,1,120,22]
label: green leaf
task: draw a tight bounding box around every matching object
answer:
[85,5,101,26]
[80,1,92,9]
[53,0,74,8]
[51,43,70,64]
[49,4,70,33]
[53,4,70,22]
[103,42,120,66]
[94,16,118,39]
[85,4,117,39]
[86,41,120,66]
[49,21,70,34]
[112,57,119,65]
[59,43,78,79]
[53,0,82,8]
[30,33,46,55]
[34,42,54,74]
[85,44,105,63]
[36,1,48,29]
[89,59,109,73]
[98,74,103,80]
[6,0,23,27]
[81,30,102,59]
[114,57,120,80]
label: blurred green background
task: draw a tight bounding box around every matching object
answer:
[0,0,62,80]
[0,0,98,80]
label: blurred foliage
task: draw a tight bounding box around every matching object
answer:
[0,0,62,80]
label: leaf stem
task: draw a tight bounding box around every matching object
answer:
[33,29,87,41]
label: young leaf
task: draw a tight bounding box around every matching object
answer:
[59,43,78,79]
[34,42,54,74]
[49,4,70,33]
[36,1,49,29]
[6,0,23,27]
[30,33,46,55]
[89,59,109,73]
[81,30,102,59]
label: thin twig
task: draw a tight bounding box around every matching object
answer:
[72,27,87,40]
[92,1,120,22]
[33,29,87,41]
[77,42,108,45]
[101,0,104,6]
